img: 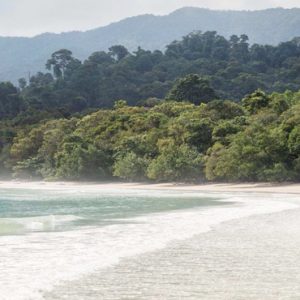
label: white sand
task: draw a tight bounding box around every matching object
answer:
[48,203,300,300]
[1,180,300,194]
[1,180,300,299]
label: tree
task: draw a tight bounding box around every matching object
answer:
[230,34,250,62]
[288,125,300,155]
[18,78,27,90]
[206,100,245,120]
[147,140,204,182]
[0,82,25,118]
[113,152,149,181]
[87,51,114,65]
[242,89,270,114]
[46,49,74,79]
[55,139,110,180]
[109,45,129,61]
[166,74,218,105]
[205,124,290,181]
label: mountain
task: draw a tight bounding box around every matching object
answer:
[1,7,300,83]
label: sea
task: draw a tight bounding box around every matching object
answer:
[0,185,298,299]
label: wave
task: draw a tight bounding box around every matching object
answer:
[0,215,81,235]
[0,192,298,299]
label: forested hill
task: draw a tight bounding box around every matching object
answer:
[1,7,300,82]
[2,33,300,182]
[1,31,300,121]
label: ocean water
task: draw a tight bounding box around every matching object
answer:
[0,187,225,236]
[0,185,298,299]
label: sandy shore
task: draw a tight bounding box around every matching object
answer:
[1,180,300,194]
[46,201,300,300]
[1,180,300,299]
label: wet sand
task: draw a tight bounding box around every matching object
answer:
[1,180,300,299]
[45,196,300,299]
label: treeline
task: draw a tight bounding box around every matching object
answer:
[2,31,300,121]
[1,89,300,182]
[1,31,300,182]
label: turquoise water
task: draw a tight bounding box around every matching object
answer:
[1,186,298,300]
[0,187,225,235]
[0,185,234,299]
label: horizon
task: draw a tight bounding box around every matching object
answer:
[1,1,300,38]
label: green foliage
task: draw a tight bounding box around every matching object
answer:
[113,152,149,181]
[0,82,25,118]
[2,31,300,183]
[46,49,77,79]
[55,140,110,180]
[166,74,218,104]
[114,100,128,109]
[3,89,300,183]
[206,100,245,120]
[288,125,300,155]
[205,123,291,182]
[12,157,42,179]
[109,45,129,61]
[2,31,300,119]
[242,90,270,114]
[147,140,204,182]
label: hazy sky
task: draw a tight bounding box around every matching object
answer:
[1,0,300,37]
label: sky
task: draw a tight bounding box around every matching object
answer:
[0,0,300,37]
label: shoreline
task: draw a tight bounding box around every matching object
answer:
[1,180,300,194]
[1,181,300,299]
[49,200,300,299]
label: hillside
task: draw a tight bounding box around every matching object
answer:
[1,30,300,121]
[1,7,300,82]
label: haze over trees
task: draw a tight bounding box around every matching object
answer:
[1,7,300,82]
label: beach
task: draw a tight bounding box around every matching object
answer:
[1,180,300,194]
[0,181,300,299]
[46,200,300,300]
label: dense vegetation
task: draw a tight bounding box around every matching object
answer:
[2,7,300,83]
[1,31,300,182]
[1,88,300,182]
[2,30,300,121]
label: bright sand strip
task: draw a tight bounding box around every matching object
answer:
[1,180,300,194]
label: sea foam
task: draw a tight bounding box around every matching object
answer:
[0,190,298,300]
